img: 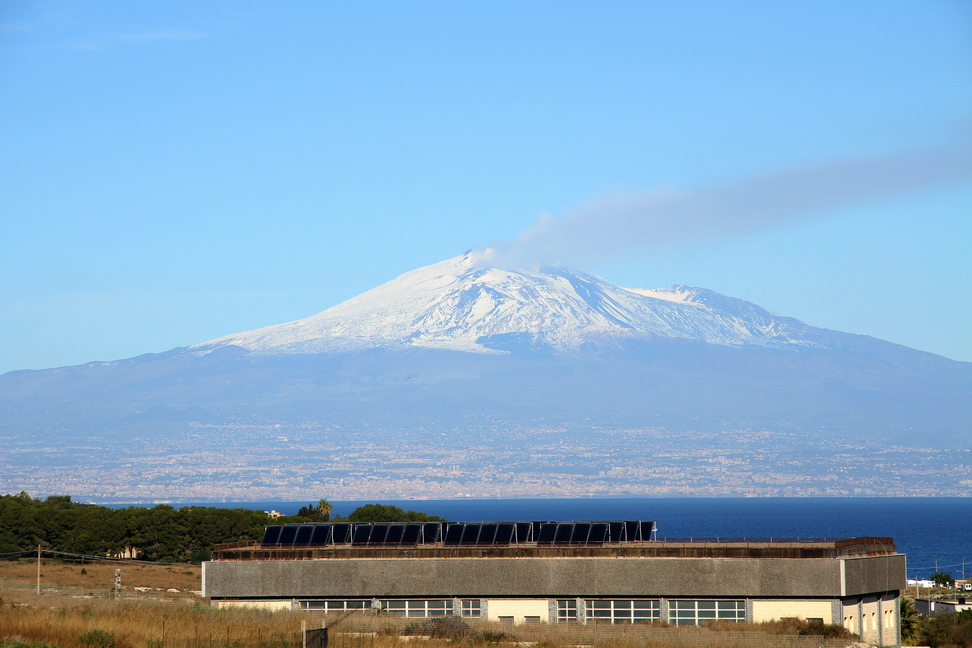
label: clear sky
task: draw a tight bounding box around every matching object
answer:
[1,1,970,374]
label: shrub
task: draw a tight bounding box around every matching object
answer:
[476,630,516,644]
[79,629,119,648]
[402,617,472,639]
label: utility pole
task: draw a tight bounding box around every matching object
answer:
[935,555,939,574]
[36,545,41,595]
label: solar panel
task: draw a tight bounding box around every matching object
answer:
[401,523,421,544]
[331,523,351,544]
[460,523,482,545]
[515,522,533,542]
[444,524,464,545]
[278,524,299,545]
[609,521,626,542]
[554,523,574,544]
[496,523,515,544]
[386,524,405,544]
[572,522,592,544]
[644,521,656,538]
[478,523,498,545]
[589,522,609,543]
[311,525,333,545]
[537,522,558,544]
[262,526,282,544]
[294,525,314,545]
[260,520,656,549]
[369,524,390,544]
[423,522,443,543]
[352,524,373,545]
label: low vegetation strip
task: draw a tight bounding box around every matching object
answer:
[1,600,871,648]
[0,494,273,564]
[0,494,444,565]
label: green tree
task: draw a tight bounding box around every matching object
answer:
[0,493,272,564]
[317,499,333,520]
[915,609,972,648]
[931,572,956,588]
[297,499,333,522]
[347,504,445,523]
[900,598,920,645]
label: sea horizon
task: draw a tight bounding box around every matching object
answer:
[80,496,971,581]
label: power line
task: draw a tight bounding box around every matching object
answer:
[0,548,199,568]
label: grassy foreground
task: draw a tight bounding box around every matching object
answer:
[0,601,862,648]
[0,558,861,648]
[0,558,200,593]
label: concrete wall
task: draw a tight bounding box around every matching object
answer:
[842,591,900,647]
[484,599,549,623]
[214,599,293,611]
[750,600,832,623]
[204,555,904,600]
[843,555,906,596]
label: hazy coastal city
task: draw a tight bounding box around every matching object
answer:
[5,421,970,502]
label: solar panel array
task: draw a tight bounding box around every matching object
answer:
[261,520,654,547]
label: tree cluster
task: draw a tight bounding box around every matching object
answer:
[901,599,972,648]
[0,492,271,563]
[0,493,445,564]
[908,609,972,647]
[344,504,446,523]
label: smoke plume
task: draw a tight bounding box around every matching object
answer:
[473,141,972,270]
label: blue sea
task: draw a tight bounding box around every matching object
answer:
[111,497,971,581]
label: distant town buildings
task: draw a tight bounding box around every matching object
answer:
[5,422,970,500]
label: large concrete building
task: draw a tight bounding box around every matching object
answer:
[204,520,906,646]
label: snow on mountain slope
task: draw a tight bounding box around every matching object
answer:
[192,252,822,355]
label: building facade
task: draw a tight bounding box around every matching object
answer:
[204,521,906,646]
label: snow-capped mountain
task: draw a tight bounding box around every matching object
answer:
[193,252,820,356]
[3,250,970,483]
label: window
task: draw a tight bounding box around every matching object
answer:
[557,599,578,622]
[584,599,660,624]
[380,599,452,617]
[524,616,541,624]
[460,599,481,618]
[498,616,514,625]
[301,600,371,611]
[844,615,855,633]
[669,600,745,626]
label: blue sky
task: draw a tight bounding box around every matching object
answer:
[1,1,970,373]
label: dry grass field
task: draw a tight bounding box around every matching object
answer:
[0,558,200,594]
[0,599,863,648]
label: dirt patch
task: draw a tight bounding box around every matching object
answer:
[0,558,200,592]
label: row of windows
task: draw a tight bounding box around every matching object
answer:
[300,599,481,617]
[558,599,662,623]
[301,598,745,625]
[559,599,743,625]
[669,600,745,625]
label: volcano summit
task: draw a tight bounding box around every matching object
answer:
[195,252,831,356]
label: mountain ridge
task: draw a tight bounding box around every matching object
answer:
[190,253,831,358]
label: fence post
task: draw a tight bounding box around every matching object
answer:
[302,620,307,648]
